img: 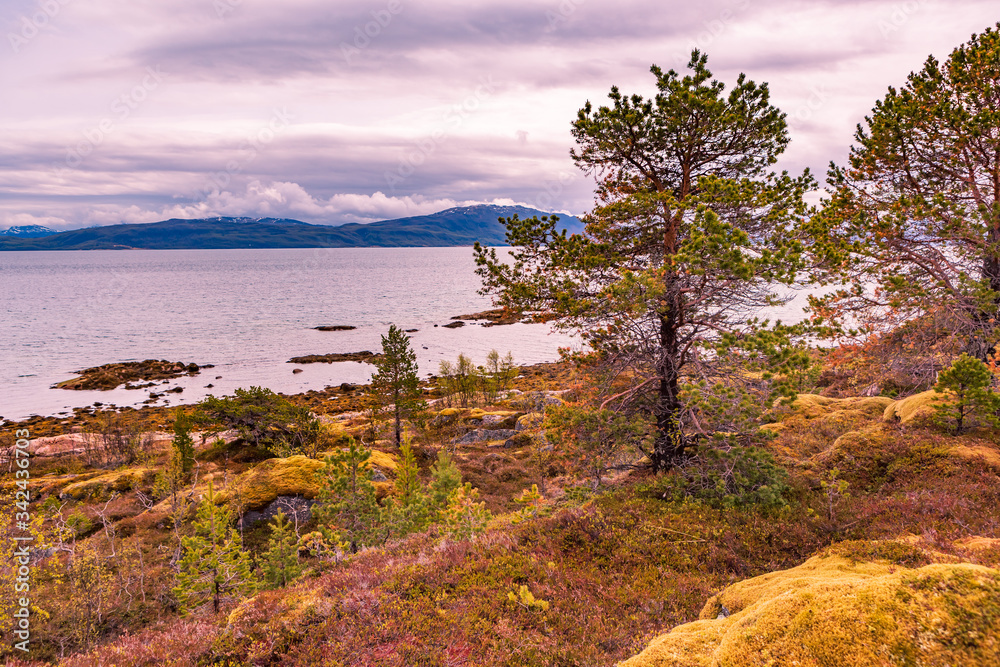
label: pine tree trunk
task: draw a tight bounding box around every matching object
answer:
[653,304,684,473]
[394,398,402,446]
[971,223,1000,359]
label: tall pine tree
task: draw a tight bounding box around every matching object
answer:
[475,52,814,471]
[372,325,424,446]
[812,24,1000,361]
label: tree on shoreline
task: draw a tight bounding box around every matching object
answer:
[810,24,1000,362]
[475,52,815,471]
[372,325,424,446]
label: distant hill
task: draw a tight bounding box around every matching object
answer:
[0,205,585,251]
[1,224,57,238]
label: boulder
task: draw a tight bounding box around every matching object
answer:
[454,429,517,445]
[515,413,544,432]
[238,495,314,529]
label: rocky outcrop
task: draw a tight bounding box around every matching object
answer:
[54,359,205,391]
[313,325,356,331]
[238,495,314,529]
[454,429,517,444]
[287,352,383,364]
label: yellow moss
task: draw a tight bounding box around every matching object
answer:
[620,548,1000,667]
[223,451,398,511]
[789,394,893,419]
[883,389,940,424]
[368,449,399,472]
[224,455,324,510]
[61,467,157,499]
[948,444,1000,469]
[956,536,1000,551]
[437,408,462,418]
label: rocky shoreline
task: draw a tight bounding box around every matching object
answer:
[3,361,573,438]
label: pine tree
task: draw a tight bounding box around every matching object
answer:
[427,449,462,519]
[313,440,383,553]
[384,442,430,538]
[261,510,302,588]
[173,482,257,614]
[442,483,491,541]
[812,24,1000,360]
[171,410,196,474]
[475,52,814,471]
[933,354,1000,434]
[372,325,424,446]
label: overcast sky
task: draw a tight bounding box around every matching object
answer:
[1,0,996,230]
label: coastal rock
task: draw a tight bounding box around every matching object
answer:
[449,308,559,327]
[287,352,383,364]
[515,412,544,432]
[54,359,203,391]
[499,433,533,449]
[442,321,465,329]
[313,325,357,331]
[508,391,567,412]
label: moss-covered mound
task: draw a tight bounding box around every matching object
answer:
[222,451,398,511]
[883,389,940,424]
[61,467,157,499]
[620,542,1000,667]
[762,394,894,459]
[54,359,202,390]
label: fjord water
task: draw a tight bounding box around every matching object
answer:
[0,247,577,421]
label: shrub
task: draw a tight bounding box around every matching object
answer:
[198,387,320,457]
[671,445,790,510]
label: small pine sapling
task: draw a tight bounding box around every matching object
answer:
[933,353,1000,434]
[314,439,384,553]
[442,483,491,541]
[261,510,302,588]
[173,482,257,614]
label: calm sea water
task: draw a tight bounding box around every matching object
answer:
[0,248,579,422]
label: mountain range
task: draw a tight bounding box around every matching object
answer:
[0,205,584,251]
